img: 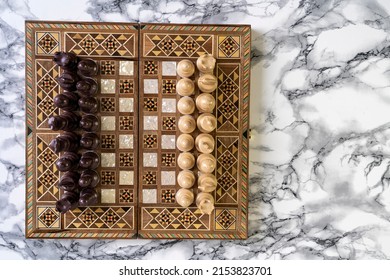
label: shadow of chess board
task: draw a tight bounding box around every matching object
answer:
[26,22,250,239]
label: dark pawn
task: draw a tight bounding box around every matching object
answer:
[49,132,79,153]
[53,91,79,111]
[55,191,79,214]
[55,152,80,172]
[57,71,79,91]
[79,114,99,132]
[48,111,80,131]
[79,169,99,188]
[79,151,100,170]
[79,188,98,207]
[58,171,80,192]
[80,132,99,149]
[53,52,78,70]
[77,59,98,77]
[78,96,98,113]
[76,78,98,96]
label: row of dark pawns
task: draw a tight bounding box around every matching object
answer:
[49,52,102,214]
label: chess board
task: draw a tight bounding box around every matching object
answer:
[25,21,250,239]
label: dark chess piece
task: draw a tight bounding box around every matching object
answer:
[53,91,79,111]
[78,169,99,188]
[78,188,98,206]
[58,171,80,192]
[53,52,78,70]
[76,78,98,96]
[56,191,79,214]
[80,132,99,149]
[77,59,98,77]
[48,111,80,131]
[78,96,98,113]
[55,152,80,172]
[79,114,99,132]
[79,151,100,170]
[49,132,79,153]
[57,71,80,91]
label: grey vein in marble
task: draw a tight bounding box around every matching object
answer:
[1,0,390,260]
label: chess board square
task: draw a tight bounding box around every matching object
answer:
[119,61,134,76]
[143,153,157,167]
[101,79,116,93]
[144,79,158,94]
[143,189,157,204]
[101,153,116,167]
[161,135,176,149]
[119,116,133,131]
[162,98,176,113]
[101,116,116,131]
[144,116,158,130]
[162,61,177,76]
[119,135,133,149]
[119,152,134,167]
[119,98,134,112]
[161,171,175,185]
[101,189,116,203]
[119,171,134,185]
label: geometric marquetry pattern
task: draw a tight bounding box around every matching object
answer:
[119,189,134,203]
[144,34,213,57]
[101,134,116,149]
[36,32,60,54]
[143,134,158,148]
[36,135,59,202]
[143,171,157,185]
[162,116,176,131]
[119,152,134,167]
[144,97,158,111]
[65,207,134,229]
[65,33,135,57]
[215,209,237,230]
[120,79,134,94]
[36,60,60,128]
[161,153,176,167]
[119,116,134,131]
[161,189,176,203]
[101,171,116,185]
[218,36,240,58]
[142,208,210,230]
[215,137,239,204]
[162,79,176,94]
[144,60,158,74]
[101,97,116,112]
[216,64,240,132]
[37,207,60,228]
[101,60,116,75]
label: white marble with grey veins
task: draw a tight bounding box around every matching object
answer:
[1,0,390,260]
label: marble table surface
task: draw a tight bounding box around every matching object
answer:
[1,0,390,260]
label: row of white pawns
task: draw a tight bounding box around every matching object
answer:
[174,54,218,215]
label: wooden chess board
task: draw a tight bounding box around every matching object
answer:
[25,21,250,239]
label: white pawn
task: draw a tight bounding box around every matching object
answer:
[177,59,195,78]
[176,188,194,207]
[177,97,195,114]
[178,115,196,134]
[197,113,217,133]
[177,152,195,170]
[176,134,194,152]
[177,170,195,189]
[197,153,216,173]
[195,133,215,154]
[196,93,215,113]
[177,78,195,96]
